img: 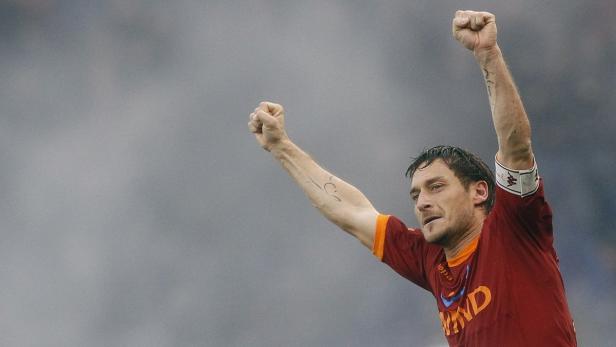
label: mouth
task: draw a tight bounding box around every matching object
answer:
[423,216,441,227]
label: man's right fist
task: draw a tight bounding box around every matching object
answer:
[248,101,288,152]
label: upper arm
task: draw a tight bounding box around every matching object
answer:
[341,207,379,250]
[493,159,554,249]
[495,156,540,198]
[369,215,432,291]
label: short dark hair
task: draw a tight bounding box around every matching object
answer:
[405,145,495,212]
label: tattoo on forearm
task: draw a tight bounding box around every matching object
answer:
[323,177,342,202]
[308,176,342,202]
[483,68,494,97]
[309,177,322,190]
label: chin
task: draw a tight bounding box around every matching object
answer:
[422,227,448,245]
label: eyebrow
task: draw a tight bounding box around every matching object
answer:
[410,176,446,196]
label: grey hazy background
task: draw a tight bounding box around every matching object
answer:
[1,0,614,346]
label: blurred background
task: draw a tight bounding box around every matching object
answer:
[0,0,614,346]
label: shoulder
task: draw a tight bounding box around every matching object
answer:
[488,157,554,244]
[373,215,442,291]
[373,214,439,259]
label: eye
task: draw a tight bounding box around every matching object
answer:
[410,192,419,202]
[430,183,444,191]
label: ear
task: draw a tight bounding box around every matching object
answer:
[470,180,489,206]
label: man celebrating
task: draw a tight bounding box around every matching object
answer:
[248,10,577,346]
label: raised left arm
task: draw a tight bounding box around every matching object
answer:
[453,10,534,170]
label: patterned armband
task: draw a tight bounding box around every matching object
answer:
[495,157,540,197]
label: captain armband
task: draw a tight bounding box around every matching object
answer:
[495,157,540,197]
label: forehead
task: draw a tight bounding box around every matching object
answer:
[410,159,456,187]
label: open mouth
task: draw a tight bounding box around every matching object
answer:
[423,216,441,226]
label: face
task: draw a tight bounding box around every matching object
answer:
[410,159,485,246]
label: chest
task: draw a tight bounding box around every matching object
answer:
[429,257,501,338]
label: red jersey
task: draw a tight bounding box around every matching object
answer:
[372,160,577,346]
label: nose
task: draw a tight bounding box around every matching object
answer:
[416,193,433,212]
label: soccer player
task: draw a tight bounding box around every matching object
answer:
[248,10,577,346]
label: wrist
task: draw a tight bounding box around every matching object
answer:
[474,45,502,65]
[270,138,294,157]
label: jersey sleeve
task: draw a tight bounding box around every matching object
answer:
[493,157,554,243]
[372,214,432,291]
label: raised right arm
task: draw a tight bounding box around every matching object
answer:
[248,101,378,249]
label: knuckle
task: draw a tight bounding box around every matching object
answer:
[269,102,283,111]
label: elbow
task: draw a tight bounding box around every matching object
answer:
[499,135,534,170]
[502,124,532,155]
[498,143,534,170]
[512,138,532,159]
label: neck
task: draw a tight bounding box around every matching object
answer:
[443,211,485,261]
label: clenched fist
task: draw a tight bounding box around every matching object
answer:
[452,10,497,55]
[248,101,288,152]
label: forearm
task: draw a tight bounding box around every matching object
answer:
[271,139,377,247]
[476,46,533,169]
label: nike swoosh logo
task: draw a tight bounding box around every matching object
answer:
[441,287,466,308]
[439,265,470,308]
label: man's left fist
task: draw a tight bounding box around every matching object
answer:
[452,10,497,53]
